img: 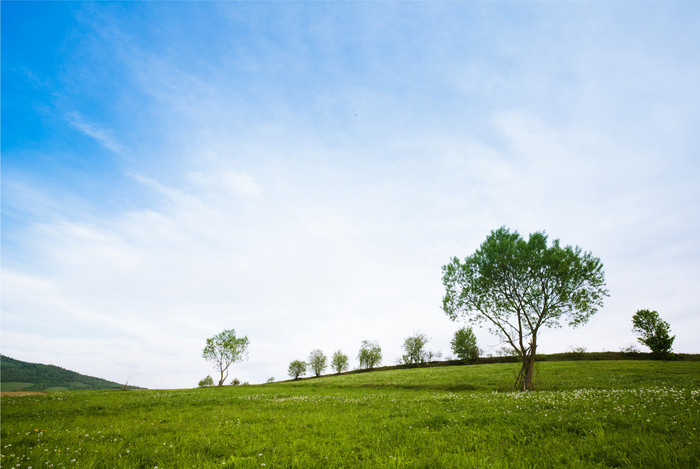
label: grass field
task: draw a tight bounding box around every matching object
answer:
[1,360,699,468]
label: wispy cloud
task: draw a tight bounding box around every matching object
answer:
[2,2,699,387]
[66,111,123,153]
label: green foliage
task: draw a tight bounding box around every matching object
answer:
[358,340,382,369]
[1,361,698,468]
[401,332,429,365]
[632,309,675,358]
[442,227,608,390]
[308,349,328,377]
[331,350,349,374]
[202,329,249,386]
[451,327,479,362]
[288,360,307,380]
[198,375,214,387]
[0,355,140,391]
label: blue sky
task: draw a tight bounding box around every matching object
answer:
[2,2,699,389]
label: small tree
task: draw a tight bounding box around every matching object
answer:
[331,350,349,374]
[308,349,328,377]
[402,332,429,365]
[358,340,382,369]
[632,309,675,358]
[198,375,214,387]
[202,329,250,386]
[288,360,307,380]
[451,326,479,362]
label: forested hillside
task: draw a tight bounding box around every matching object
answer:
[0,355,142,391]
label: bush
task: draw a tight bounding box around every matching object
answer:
[198,375,214,387]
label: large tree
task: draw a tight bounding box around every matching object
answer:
[202,329,250,386]
[442,227,608,391]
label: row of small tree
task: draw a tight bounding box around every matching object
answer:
[285,328,481,380]
[287,340,383,380]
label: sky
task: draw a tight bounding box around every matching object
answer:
[2,2,699,389]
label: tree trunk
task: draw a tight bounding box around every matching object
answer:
[218,363,228,386]
[515,345,537,391]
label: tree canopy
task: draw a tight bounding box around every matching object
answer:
[442,227,608,390]
[202,329,249,386]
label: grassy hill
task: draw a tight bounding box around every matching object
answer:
[1,360,698,468]
[0,355,142,391]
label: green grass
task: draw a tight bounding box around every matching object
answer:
[2,360,699,468]
[0,382,36,392]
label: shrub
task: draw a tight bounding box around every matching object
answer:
[198,375,214,387]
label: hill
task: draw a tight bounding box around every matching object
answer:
[0,355,143,391]
[1,360,698,468]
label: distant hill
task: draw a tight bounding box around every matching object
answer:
[0,355,143,392]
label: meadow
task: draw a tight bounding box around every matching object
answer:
[1,360,699,468]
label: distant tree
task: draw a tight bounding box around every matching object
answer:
[202,329,250,386]
[331,350,349,374]
[266,377,275,384]
[632,309,675,358]
[308,349,328,377]
[442,227,608,391]
[288,360,307,380]
[402,332,429,365]
[230,378,240,386]
[358,340,382,369]
[198,375,214,387]
[620,344,641,354]
[424,350,442,362]
[451,327,479,362]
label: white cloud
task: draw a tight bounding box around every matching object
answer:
[66,112,123,153]
[3,2,699,388]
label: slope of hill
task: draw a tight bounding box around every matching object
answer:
[1,360,698,468]
[0,355,143,391]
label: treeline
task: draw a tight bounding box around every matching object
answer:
[276,350,700,383]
